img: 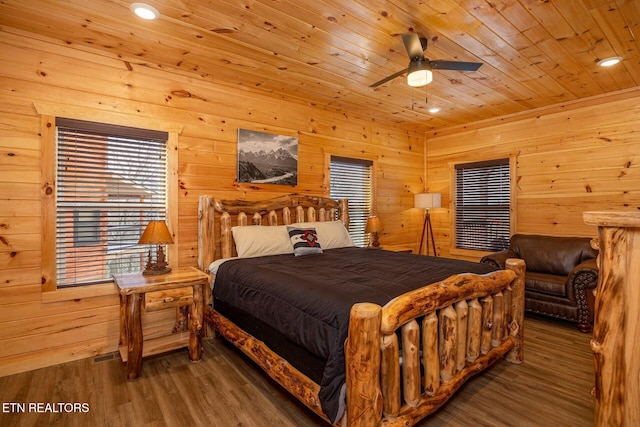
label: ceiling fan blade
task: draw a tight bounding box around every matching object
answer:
[401,34,425,60]
[419,37,428,51]
[429,60,483,71]
[370,68,407,88]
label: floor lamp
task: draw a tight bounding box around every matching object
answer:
[415,193,441,256]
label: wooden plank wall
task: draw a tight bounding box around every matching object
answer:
[0,28,424,376]
[1,25,640,376]
[426,89,640,260]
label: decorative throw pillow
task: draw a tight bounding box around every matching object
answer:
[290,221,354,249]
[287,226,323,256]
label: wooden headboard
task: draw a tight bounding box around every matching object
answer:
[197,194,349,272]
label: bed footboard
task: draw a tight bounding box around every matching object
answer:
[345,258,525,427]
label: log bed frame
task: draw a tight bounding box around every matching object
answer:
[197,194,525,427]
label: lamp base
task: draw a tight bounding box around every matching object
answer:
[142,246,171,275]
[370,232,381,248]
[142,266,172,276]
[418,210,437,257]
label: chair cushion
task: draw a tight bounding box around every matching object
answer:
[525,271,567,297]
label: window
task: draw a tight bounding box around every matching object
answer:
[54,118,169,287]
[330,156,373,247]
[454,158,511,251]
[73,210,100,247]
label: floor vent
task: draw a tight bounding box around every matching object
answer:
[94,352,117,363]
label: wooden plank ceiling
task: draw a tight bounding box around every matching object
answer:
[1,0,639,131]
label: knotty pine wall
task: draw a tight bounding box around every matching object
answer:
[0,28,424,376]
[2,26,640,377]
[426,88,640,260]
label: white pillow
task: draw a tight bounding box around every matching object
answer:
[231,225,293,258]
[290,221,354,249]
[208,257,236,275]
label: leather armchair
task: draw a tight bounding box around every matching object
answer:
[481,234,598,332]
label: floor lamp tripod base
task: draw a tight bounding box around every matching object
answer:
[419,210,437,256]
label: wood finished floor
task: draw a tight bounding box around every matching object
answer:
[0,315,594,427]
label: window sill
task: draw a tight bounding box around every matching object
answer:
[41,282,119,304]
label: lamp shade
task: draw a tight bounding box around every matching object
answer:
[138,220,174,245]
[414,193,441,209]
[365,216,383,233]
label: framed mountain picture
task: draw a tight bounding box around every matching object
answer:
[237,128,298,185]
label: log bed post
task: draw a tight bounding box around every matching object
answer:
[345,303,383,427]
[338,198,349,229]
[198,195,215,338]
[197,195,216,273]
[505,258,525,364]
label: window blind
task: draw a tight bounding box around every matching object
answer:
[56,118,169,287]
[455,159,510,251]
[330,156,373,247]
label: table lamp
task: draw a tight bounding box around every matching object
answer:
[365,216,383,248]
[138,220,174,275]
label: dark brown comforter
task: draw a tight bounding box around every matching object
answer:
[213,247,496,424]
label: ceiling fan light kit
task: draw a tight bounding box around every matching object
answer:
[407,61,433,87]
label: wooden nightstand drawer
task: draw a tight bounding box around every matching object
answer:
[144,287,193,312]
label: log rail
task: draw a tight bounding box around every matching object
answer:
[198,195,526,427]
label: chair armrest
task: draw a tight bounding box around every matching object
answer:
[566,258,599,326]
[480,250,518,269]
[568,258,598,289]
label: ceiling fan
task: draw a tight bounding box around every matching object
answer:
[370,34,483,88]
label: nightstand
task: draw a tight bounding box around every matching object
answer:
[113,266,210,380]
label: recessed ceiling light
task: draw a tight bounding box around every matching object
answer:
[130,3,160,20]
[428,107,441,113]
[596,56,623,67]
